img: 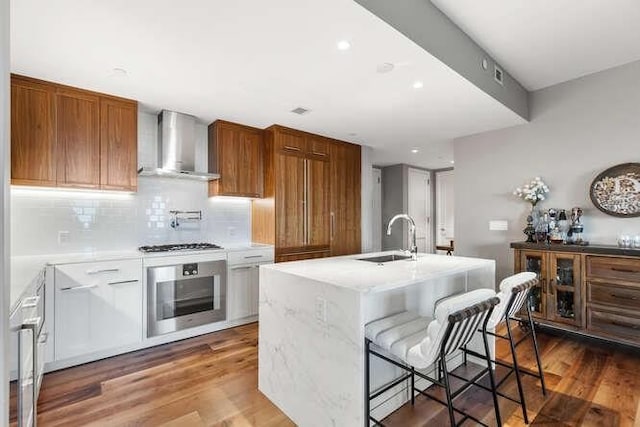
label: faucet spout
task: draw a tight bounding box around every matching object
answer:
[386,213,418,260]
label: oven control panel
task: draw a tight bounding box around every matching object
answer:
[182,263,198,276]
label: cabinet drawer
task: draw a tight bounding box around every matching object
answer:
[276,250,329,263]
[588,282,640,310]
[55,258,142,287]
[227,248,274,265]
[586,256,640,283]
[587,307,640,342]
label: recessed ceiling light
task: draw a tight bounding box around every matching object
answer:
[411,149,419,154]
[450,160,455,164]
[337,40,351,51]
[413,81,424,89]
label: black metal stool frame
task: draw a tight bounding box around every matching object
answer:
[456,280,547,425]
[365,297,503,427]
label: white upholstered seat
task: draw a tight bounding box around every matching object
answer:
[365,288,496,369]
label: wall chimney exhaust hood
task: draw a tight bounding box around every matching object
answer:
[138,110,219,181]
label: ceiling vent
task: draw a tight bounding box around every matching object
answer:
[494,65,504,86]
[291,107,311,115]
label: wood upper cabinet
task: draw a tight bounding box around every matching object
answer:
[252,125,360,262]
[10,74,138,191]
[208,120,264,198]
[56,88,100,188]
[10,76,56,186]
[329,140,361,256]
[100,98,138,191]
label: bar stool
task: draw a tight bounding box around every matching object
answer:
[365,289,502,427]
[458,272,547,425]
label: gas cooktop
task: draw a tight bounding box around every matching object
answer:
[138,243,223,253]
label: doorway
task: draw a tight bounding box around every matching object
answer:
[435,169,455,253]
[407,168,432,253]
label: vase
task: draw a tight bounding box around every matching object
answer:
[523,204,538,243]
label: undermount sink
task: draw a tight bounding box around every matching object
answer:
[357,254,412,263]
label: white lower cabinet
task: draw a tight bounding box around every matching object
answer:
[54,259,143,360]
[227,249,274,321]
[227,264,260,320]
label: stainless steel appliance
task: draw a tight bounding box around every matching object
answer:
[138,242,222,253]
[147,260,227,337]
[137,110,220,181]
[10,278,47,427]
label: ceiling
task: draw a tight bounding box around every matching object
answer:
[431,0,640,91]
[11,0,526,169]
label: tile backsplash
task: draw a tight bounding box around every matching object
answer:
[11,177,252,256]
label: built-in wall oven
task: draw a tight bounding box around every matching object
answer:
[147,259,227,337]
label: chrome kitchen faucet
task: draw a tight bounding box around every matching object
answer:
[386,213,418,260]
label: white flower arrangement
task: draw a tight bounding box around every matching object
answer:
[513,177,549,206]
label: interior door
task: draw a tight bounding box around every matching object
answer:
[435,170,455,248]
[407,168,432,253]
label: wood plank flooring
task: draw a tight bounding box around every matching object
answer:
[33,322,640,426]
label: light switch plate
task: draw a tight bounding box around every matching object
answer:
[58,230,70,244]
[489,220,509,231]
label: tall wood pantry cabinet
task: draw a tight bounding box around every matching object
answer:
[252,125,361,262]
[10,75,138,191]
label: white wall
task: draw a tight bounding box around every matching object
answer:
[1,0,10,421]
[11,112,252,256]
[454,60,640,281]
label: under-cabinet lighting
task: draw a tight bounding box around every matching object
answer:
[11,186,135,199]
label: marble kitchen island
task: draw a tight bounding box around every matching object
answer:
[258,251,496,426]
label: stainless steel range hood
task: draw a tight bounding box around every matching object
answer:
[138,110,219,181]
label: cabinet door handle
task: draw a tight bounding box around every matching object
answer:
[303,159,309,246]
[243,255,264,259]
[610,293,637,300]
[611,267,636,273]
[87,268,120,275]
[60,284,97,291]
[330,212,335,240]
[283,145,301,152]
[611,320,640,330]
[108,279,139,286]
[312,151,327,157]
[21,296,40,309]
[548,278,554,294]
[230,265,257,271]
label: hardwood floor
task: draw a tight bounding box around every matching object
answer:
[35,322,640,426]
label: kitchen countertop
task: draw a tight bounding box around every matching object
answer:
[10,243,273,315]
[261,250,495,294]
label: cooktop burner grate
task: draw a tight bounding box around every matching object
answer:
[138,243,223,253]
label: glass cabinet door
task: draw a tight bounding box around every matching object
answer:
[519,251,547,319]
[548,253,581,326]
